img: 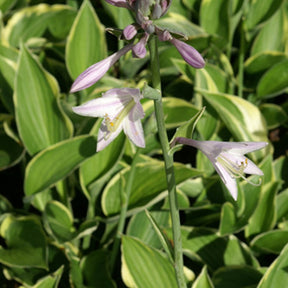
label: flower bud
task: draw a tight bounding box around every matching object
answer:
[170,38,205,69]
[123,24,138,40]
[152,3,162,19]
[132,33,149,58]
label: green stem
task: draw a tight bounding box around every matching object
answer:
[238,20,245,98]
[110,148,141,273]
[148,36,186,288]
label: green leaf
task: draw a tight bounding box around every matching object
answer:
[256,59,288,98]
[14,44,72,155]
[101,0,134,28]
[144,210,174,263]
[4,4,54,47]
[245,181,280,238]
[0,44,18,88]
[260,103,288,129]
[0,132,25,171]
[127,210,170,250]
[142,84,161,100]
[121,236,178,288]
[24,135,96,196]
[246,51,287,73]
[251,230,288,254]
[196,64,229,93]
[276,188,288,222]
[32,266,64,288]
[66,244,83,288]
[245,0,284,31]
[79,132,125,199]
[44,201,75,243]
[192,266,214,288]
[251,8,286,55]
[257,243,288,287]
[0,0,17,13]
[244,52,287,87]
[212,266,263,288]
[200,0,230,41]
[219,202,237,236]
[166,227,258,271]
[66,0,107,80]
[0,215,47,268]
[143,97,199,129]
[101,155,202,216]
[0,195,12,214]
[170,106,206,154]
[47,5,76,39]
[0,45,18,112]
[198,89,268,161]
[154,13,205,37]
[81,250,115,288]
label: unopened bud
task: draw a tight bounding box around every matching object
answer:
[123,24,138,40]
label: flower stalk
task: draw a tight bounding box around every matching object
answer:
[148,36,186,288]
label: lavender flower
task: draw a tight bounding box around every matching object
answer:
[174,138,268,200]
[132,33,149,58]
[70,44,133,93]
[70,0,205,93]
[72,88,145,151]
[123,24,138,40]
[159,30,205,68]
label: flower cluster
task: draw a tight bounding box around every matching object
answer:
[71,1,267,200]
[70,0,205,93]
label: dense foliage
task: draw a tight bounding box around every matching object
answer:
[0,0,287,287]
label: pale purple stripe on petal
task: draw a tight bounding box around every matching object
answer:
[214,161,238,200]
[243,159,264,175]
[103,87,141,100]
[70,44,133,93]
[227,142,268,154]
[132,34,149,58]
[97,120,124,152]
[104,0,130,8]
[170,38,205,69]
[123,105,145,148]
[72,97,128,118]
[123,24,138,40]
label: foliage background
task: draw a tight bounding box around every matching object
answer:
[0,0,287,287]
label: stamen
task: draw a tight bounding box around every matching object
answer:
[103,100,135,139]
[217,154,262,186]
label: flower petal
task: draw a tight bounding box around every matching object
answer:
[72,96,128,118]
[70,44,133,92]
[214,161,238,200]
[170,38,205,68]
[123,103,145,148]
[104,0,130,9]
[123,24,138,40]
[220,152,264,176]
[132,33,149,58]
[244,158,264,175]
[96,120,124,152]
[227,142,268,154]
[103,87,141,100]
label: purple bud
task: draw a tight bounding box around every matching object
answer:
[132,33,149,58]
[123,24,138,40]
[104,0,130,8]
[135,0,151,16]
[160,0,172,16]
[170,38,205,69]
[157,30,172,42]
[70,44,134,92]
[152,3,162,19]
